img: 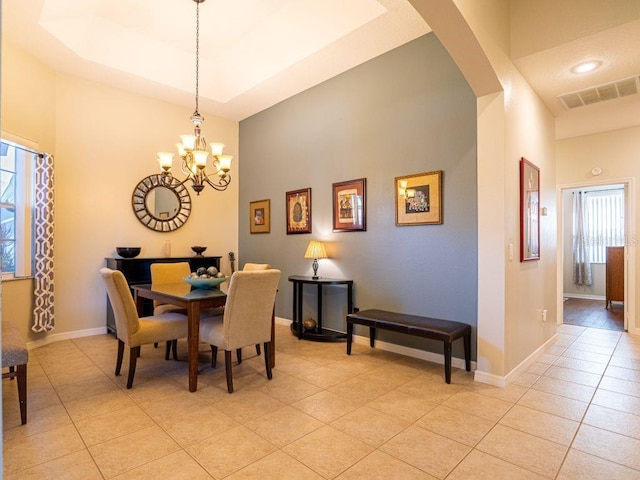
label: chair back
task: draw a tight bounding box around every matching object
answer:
[221,269,281,350]
[243,263,271,271]
[100,268,140,343]
[150,262,191,308]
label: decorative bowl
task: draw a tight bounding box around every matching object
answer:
[116,247,141,258]
[183,276,227,289]
[191,246,207,256]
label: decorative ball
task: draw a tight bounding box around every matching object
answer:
[302,318,317,331]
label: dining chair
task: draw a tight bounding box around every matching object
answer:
[199,269,281,393]
[241,262,272,359]
[100,268,188,389]
[150,262,191,359]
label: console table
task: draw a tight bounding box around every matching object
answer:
[104,255,221,334]
[288,275,353,341]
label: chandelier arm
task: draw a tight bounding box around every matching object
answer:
[203,173,231,192]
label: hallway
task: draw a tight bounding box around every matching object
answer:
[563,298,624,332]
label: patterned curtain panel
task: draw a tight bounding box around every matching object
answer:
[573,191,593,286]
[32,153,55,332]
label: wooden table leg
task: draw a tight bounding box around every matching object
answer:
[187,303,201,392]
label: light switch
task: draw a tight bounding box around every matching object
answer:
[508,243,514,261]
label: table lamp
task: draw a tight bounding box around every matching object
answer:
[304,241,328,279]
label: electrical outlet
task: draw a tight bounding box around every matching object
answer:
[541,309,547,322]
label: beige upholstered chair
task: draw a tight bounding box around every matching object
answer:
[242,262,271,357]
[199,269,281,393]
[100,268,188,389]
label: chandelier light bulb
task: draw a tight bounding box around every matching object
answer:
[210,142,225,156]
[193,150,209,168]
[157,152,175,171]
[180,134,196,150]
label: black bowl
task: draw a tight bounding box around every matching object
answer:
[191,246,207,256]
[116,247,141,258]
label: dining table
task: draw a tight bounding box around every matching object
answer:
[132,282,276,392]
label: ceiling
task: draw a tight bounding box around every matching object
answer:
[3,0,640,135]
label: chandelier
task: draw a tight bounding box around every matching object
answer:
[157,0,231,195]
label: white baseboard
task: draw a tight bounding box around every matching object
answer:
[275,316,475,371]
[474,333,559,387]
[26,326,108,350]
[563,293,605,301]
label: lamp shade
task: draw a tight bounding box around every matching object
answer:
[304,241,328,259]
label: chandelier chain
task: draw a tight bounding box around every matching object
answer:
[194,0,200,114]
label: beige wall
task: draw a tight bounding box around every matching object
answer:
[557,126,640,333]
[1,41,240,342]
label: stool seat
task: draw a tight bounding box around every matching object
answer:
[2,321,29,425]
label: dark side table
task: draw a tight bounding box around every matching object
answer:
[288,275,354,341]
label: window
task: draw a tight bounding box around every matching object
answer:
[0,136,35,278]
[584,188,625,263]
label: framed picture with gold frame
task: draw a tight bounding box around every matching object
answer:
[249,199,270,234]
[395,170,443,226]
[286,188,311,234]
[332,178,366,232]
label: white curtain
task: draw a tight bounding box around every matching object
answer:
[32,153,55,332]
[573,191,592,286]
[585,189,625,263]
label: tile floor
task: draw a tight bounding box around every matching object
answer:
[4,323,640,479]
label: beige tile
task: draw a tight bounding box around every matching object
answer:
[216,389,286,423]
[583,404,640,440]
[64,389,137,422]
[245,405,323,447]
[511,372,540,388]
[380,425,470,478]
[568,341,616,356]
[415,405,494,447]
[2,449,103,480]
[447,450,547,480]
[258,372,322,404]
[591,388,640,415]
[573,424,640,470]
[328,375,397,404]
[46,365,107,388]
[330,405,409,447]
[111,450,213,480]
[518,388,589,421]
[292,390,361,423]
[546,345,567,356]
[557,449,640,480]
[530,375,595,402]
[599,375,640,397]
[476,424,567,478]
[359,362,423,387]
[188,425,278,478]
[337,450,438,480]
[543,365,602,387]
[609,356,640,371]
[605,365,640,383]
[527,362,550,375]
[398,376,462,403]
[3,425,86,475]
[562,347,612,364]
[553,356,607,375]
[283,425,374,479]
[291,365,354,389]
[366,389,438,423]
[75,405,155,446]
[157,404,239,447]
[89,425,180,478]
[443,391,513,422]
[53,376,120,403]
[2,403,72,441]
[499,405,579,445]
[227,451,324,479]
[537,353,559,365]
[466,382,528,403]
[121,376,186,403]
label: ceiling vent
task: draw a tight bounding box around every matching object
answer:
[558,76,640,110]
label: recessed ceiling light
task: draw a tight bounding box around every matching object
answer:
[571,60,602,74]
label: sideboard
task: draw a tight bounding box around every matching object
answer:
[104,255,221,334]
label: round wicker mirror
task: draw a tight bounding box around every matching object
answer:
[131,174,191,231]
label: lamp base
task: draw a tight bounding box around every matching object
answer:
[312,258,319,279]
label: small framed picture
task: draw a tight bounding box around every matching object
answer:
[249,199,270,234]
[286,188,311,234]
[332,178,366,232]
[395,170,443,226]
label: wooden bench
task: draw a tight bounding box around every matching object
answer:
[346,309,471,384]
[2,321,28,424]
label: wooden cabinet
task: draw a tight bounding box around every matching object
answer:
[104,255,221,334]
[605,246,624,309]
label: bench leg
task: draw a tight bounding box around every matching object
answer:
[346,321,353,355]
[464,334,471,372]
[17,364,27,425]
[444,342,452,384]
[369,327,376,347]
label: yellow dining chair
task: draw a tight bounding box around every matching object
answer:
[199,269,281,393]
[150,262,192,359]
[100,268,188,389]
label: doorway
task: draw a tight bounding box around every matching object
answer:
[558,180,634,333]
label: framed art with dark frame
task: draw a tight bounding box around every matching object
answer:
[332,178,366,232]
[395,170,443,226]
[520,157,540,261]
[286,188,311,234]
[249,199,270,234]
